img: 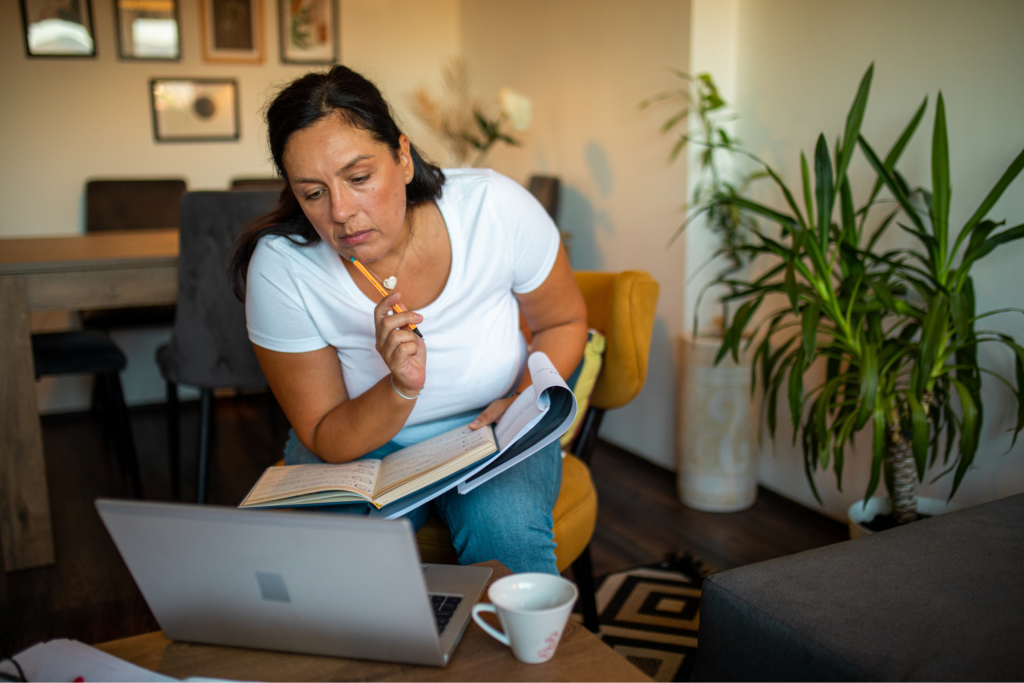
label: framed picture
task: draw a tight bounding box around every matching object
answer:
[19,0,96,57]
[199,0,263,63]
[150,79,240,142]
[115,0,180,60]
[279,0,337,64]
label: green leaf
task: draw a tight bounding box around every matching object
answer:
[931,92,951,261]
[949,290,971,341]
[863,97,928,217]
[866,399,886,501]
[907,392,930,481]
[815,134,834,249]
[962,147,1024,236]
[859,135,927,232]
[801,151,815,232]
[949,378,979,498]
[915,293,950,397]
[855,344,879,430]
[789,350,806,443]
[835,63,873,194]
[840,177,856,245]
[784,260,799,312]
[801,303,820,361]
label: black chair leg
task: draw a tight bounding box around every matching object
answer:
[101,372,143,499]
[166,381,180,501]
[197,389,214,504]
[572,545,600,633]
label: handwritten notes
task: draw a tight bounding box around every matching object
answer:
[242,460,382,506]
[377,424,497,493]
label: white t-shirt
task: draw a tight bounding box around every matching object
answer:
[246,168,561,438]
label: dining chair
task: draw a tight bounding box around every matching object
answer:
[415,270,660,632]
[230,178,287,192]
[81,178,187,329]
[527,175,561,223]
[157,191,277,503]
[32,331,143,498]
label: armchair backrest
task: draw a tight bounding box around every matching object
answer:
[573,271,659,410]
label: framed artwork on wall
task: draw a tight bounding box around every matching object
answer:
[150,78,240,142]
[279,0,337,64]
[199,0,263,63]
[19,0,97,57]
[115,0,180,60]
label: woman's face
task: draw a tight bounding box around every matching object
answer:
[283,113,413,263]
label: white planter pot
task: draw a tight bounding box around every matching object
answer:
[677,335,758,512]
[847,496,963,539]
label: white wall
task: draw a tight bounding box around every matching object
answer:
[0,0,459,410]
[461,0,691,469]
[689,0,1024,519]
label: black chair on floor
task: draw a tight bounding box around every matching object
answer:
[32,331,143,498]
[81,178,187,330]
[157,191,277,503]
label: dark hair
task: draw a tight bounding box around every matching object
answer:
[230,65,445,299]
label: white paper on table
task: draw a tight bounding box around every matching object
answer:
[0,639,177,683]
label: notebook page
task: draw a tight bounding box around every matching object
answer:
[241,460,381,506]
[376,424,497,494]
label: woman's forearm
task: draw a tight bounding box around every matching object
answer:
[308,374,418,463]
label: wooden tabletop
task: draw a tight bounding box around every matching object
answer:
[0,229,178,274]
[96,561,649,682]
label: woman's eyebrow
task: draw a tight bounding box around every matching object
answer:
[292,154,374,185]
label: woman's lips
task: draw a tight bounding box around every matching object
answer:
[340,230,372,245]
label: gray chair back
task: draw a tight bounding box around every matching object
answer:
[231,177,287,192]
[87,179,187,232]
[159,191,277,389]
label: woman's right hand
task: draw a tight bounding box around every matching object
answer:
[374,291,426,397]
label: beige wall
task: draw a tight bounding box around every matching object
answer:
[0,0,459,238]
[689,0,1024,518]
[462,0,691,469]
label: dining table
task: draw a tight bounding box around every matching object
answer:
[0,228,178,572]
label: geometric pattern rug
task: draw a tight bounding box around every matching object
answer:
[594,553,712,682]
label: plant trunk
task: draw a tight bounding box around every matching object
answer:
[887,430,918,524]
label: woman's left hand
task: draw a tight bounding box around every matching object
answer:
[469,395,519,430]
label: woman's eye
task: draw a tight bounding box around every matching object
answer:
[350,175,369,185]
[305,190,324,201]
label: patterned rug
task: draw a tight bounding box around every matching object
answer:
[594,553,711,682]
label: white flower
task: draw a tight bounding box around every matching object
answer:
[498,87,533,131]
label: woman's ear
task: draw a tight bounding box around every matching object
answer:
[398,134,414,182]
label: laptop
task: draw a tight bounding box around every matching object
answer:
[95,499,491,667]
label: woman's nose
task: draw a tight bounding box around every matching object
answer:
[331,188,356,223]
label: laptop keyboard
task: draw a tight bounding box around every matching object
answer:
[429,594,463,634]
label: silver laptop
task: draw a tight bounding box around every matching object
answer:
[95,499,491,666]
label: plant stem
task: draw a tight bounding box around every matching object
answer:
[887,429,918,523]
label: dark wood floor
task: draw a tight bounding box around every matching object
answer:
[0,393,847,656]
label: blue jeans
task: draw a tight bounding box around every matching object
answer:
[282,428,562,575]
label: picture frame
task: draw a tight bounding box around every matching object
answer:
[279,0,337,65]
[19,0,97,58]
[199,0,263,64]
[115,0,180,61]
[150,78,240,142]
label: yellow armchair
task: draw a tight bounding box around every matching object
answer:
[416,270,659,631]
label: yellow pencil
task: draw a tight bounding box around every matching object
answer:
[349,257,423,338]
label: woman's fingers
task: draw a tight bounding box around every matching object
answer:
[469,396,517,430]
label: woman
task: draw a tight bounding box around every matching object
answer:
[230,66,587,575]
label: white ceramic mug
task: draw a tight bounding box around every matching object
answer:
[471,573,579,664]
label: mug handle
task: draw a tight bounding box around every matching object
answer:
[471,603,510,646]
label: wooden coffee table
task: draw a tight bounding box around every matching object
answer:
[96,561,650,681]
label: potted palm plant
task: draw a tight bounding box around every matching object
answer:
[710,64,1024,533]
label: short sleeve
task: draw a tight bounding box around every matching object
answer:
[245,238,331,353]
[487,172,561,294]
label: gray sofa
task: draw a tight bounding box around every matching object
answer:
[692,493,1024,681]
